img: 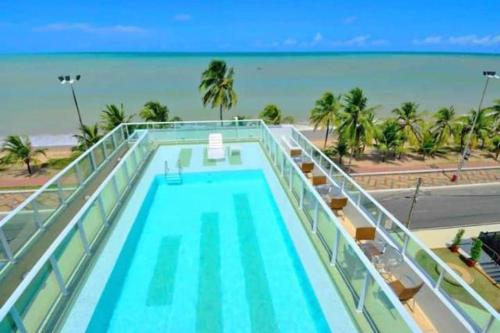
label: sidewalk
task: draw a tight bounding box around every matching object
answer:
[353,168,500,190]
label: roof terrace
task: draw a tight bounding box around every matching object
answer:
[0,120,497,333]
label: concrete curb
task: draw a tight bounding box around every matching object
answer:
[351,165,500,177]
[368,181,500,193]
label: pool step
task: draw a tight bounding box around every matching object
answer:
[166,172,183,185]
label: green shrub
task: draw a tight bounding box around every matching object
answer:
[451,229,465,247]
[470,239,483,262]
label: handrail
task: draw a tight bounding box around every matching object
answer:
[260,123,422,332]
[0,129,150,321]
[289,126,500,321]
[0,124,125,227]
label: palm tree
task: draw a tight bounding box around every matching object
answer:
[309,92,342,148]
[73,124,102,152]
[324,139,349,165]
[101,104,133,131]
[415,129,445,160]
[199,60,237,122]
[392,102,423,144]
[1,135,46,175]
[338,88,377,161]
[491,135,500,160]
[431,106,456,145]
[374,119,404,162]
[259,104,283,125]
[139,101,169,122]
[456,109,492,151]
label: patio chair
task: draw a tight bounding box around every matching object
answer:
[300,161,314,173]
[208,133,225,160]
[329,196,348,211]
[389,280,424,310]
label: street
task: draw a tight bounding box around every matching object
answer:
[371,184,500,229]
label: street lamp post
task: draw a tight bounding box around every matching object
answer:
[58,75,84,130]
[452,71,499,182]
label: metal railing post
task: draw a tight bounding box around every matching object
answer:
[10,307,27,333]
[299,183,305,208]
[31,200,44,229]
[312,201,319,233]
[0,227,15,262]
[97,197,108,225]
[482,314,495,333]
[49,255,68,295]
[330,228,340,265]
[435,270,445,290]
[56,180,66,205]
[75,163,83,185]
[356,272,372,312]
[89,150,97,170]
[76,221,91,254]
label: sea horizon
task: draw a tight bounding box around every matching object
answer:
[1,51,499,144]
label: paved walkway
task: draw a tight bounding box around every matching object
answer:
[353,168,500,190]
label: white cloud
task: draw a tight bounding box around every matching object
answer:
[413,34,500,46]
[173,14,192,22]
[312,32,323,43]
[283,38,297,46]
[331,35,371,47]
[342,16,357,25]
[34,23,147,34]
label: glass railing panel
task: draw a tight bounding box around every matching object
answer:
[275,148,284,175]
[103,136,115,156]
[100,182,118,218]
[77,154,93,181]
[440,272,491,330]
[125,155,136,177]
[113,128,124,146]
[55,226,87,284]
[311,148,321,164]
[336,236,367,297]
[0,313,16,332]
[34,189,61,226]
[57,166,79,201]
[115,166,128,193]
[15,262,62,333]
[3,205,40,256]
[319,156,332,175]
[378,214,405,249]
[359,193,379,222]
[92,144,106,167]
[291,170,302,202]
[316,206,336,257]
[302,188,316,227]
[364,279,414,333]
[81,201,105,245]
[344,180,360,202]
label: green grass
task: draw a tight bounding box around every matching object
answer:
[415,248,500,311]
[46,156,78,170]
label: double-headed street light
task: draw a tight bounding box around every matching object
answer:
[58,74,84,131]
[451,71,499,182]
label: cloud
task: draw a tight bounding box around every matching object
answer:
[330,35,382,47]
[283,38,297,46]
[312,32,323,43]
[173,14,191,22]
[413,34,500,46]
[342,16,358,25]
[34,23,147,34]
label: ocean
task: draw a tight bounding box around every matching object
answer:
[0,52,499,145]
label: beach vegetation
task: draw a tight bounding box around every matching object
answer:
[392,102,423,145]
[374,119,404,162]
[259,104,283,125]
[101,103,133,131]
[309,92,342,148]
[199,60,237,122]
[324,138,349,164]
[139,101,169,122]
[73,124,103,152]
[1,135,46,175]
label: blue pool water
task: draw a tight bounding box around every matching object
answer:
[86,170,330,332]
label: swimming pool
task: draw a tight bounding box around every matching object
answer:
[86,170,329,332]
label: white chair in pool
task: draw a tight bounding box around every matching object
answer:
[208,133,225,160]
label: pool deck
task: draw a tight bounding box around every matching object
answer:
[61,142,358,333]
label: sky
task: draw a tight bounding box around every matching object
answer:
[0,0,499,53]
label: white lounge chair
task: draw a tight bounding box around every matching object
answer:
[208,133,225,160]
